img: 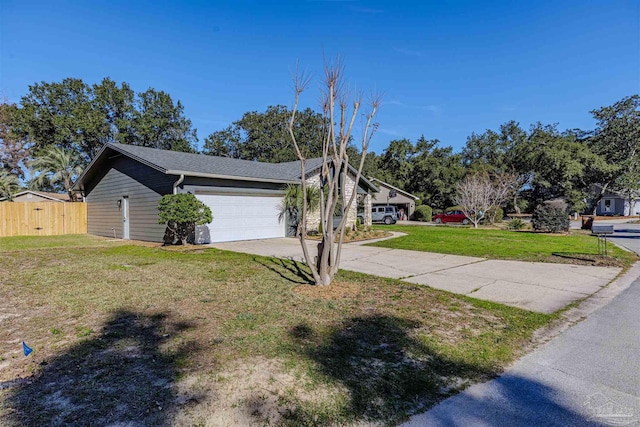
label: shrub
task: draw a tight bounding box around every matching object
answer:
[413,205,433,222]
[506,218,527,231]
[355,217,364,231]
[486,207,504,224]
[158,194,213,245]
[531,204,569,233]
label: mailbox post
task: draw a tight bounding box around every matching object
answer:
[591,225,614,256]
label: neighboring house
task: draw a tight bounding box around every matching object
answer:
[0,190,71,203]
[369,178,419,220]
[72,143,378,243]
[596,191,640,216]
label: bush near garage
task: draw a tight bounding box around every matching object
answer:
[158,193,213,245]
[531,204,569,233]
[413,205,433,222]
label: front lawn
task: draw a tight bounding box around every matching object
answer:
[0,234,123,252]
[0,236,551,426]
[371,225,637,267]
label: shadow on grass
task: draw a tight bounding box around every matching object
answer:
[4,310,196,426]
[285,314,490,424]
[285,314,590,425]
[255,257,315,285]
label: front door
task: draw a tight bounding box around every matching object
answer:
[122,196,130,240]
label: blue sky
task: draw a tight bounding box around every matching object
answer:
[1,1,638,154]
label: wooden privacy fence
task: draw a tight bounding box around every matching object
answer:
[0,202,87,237]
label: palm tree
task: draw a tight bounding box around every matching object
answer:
[278,184,320,236]
[29,146,84,201]
[0,170,20,200]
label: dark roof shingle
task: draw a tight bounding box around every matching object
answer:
[108,143,323,182]
[74,143,377,192]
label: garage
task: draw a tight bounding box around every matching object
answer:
[196,193,285,243]
[75,144,377,243]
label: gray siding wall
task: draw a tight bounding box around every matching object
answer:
[85,156,174,241]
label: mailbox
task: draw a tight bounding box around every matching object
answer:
[591,225,614,235]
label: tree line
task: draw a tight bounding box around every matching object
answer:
[1,76,638,214]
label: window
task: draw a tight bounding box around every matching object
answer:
[604,200,611,212]
[385,207,394,213]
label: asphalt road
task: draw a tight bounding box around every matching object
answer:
[609,223,640,255]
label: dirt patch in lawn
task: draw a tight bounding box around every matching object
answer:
[171,356,348,427]
[293,281,362,300]
[548,253,627,267]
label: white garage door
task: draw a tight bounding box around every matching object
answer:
[196,193,285,243]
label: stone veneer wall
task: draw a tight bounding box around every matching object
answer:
[305,171,358,232]
[363,193,372,226]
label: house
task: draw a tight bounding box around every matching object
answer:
[0,190,71,203]
[596,191,640,216]
[72,143,378,243]
[368,178,419,220]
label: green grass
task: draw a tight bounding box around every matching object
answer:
[0,234,120,252]
[0,236,552,426]
[372,225,637,267]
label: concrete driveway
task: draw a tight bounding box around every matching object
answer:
[210,235,620,314]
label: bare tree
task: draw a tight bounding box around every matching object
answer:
[288,57,381,286]
[455,172,518,228]
[490,172,520,221]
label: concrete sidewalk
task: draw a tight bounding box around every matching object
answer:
[401,262,640,427]
[210,235,620,314]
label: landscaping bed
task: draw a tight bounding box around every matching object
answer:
[305,227,391,243]
[0,235,551,426]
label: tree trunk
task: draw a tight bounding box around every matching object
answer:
[316,240,332,286]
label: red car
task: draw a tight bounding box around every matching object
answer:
[433,210,470,225]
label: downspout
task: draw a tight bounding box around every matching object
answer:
[173,174,185,195]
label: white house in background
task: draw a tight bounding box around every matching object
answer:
[596,190,640,216]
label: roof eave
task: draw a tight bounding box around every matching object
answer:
[73,143,168,191]
[166,170,299,185]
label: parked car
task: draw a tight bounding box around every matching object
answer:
[372,206,398,225]
[432,210,470,225]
